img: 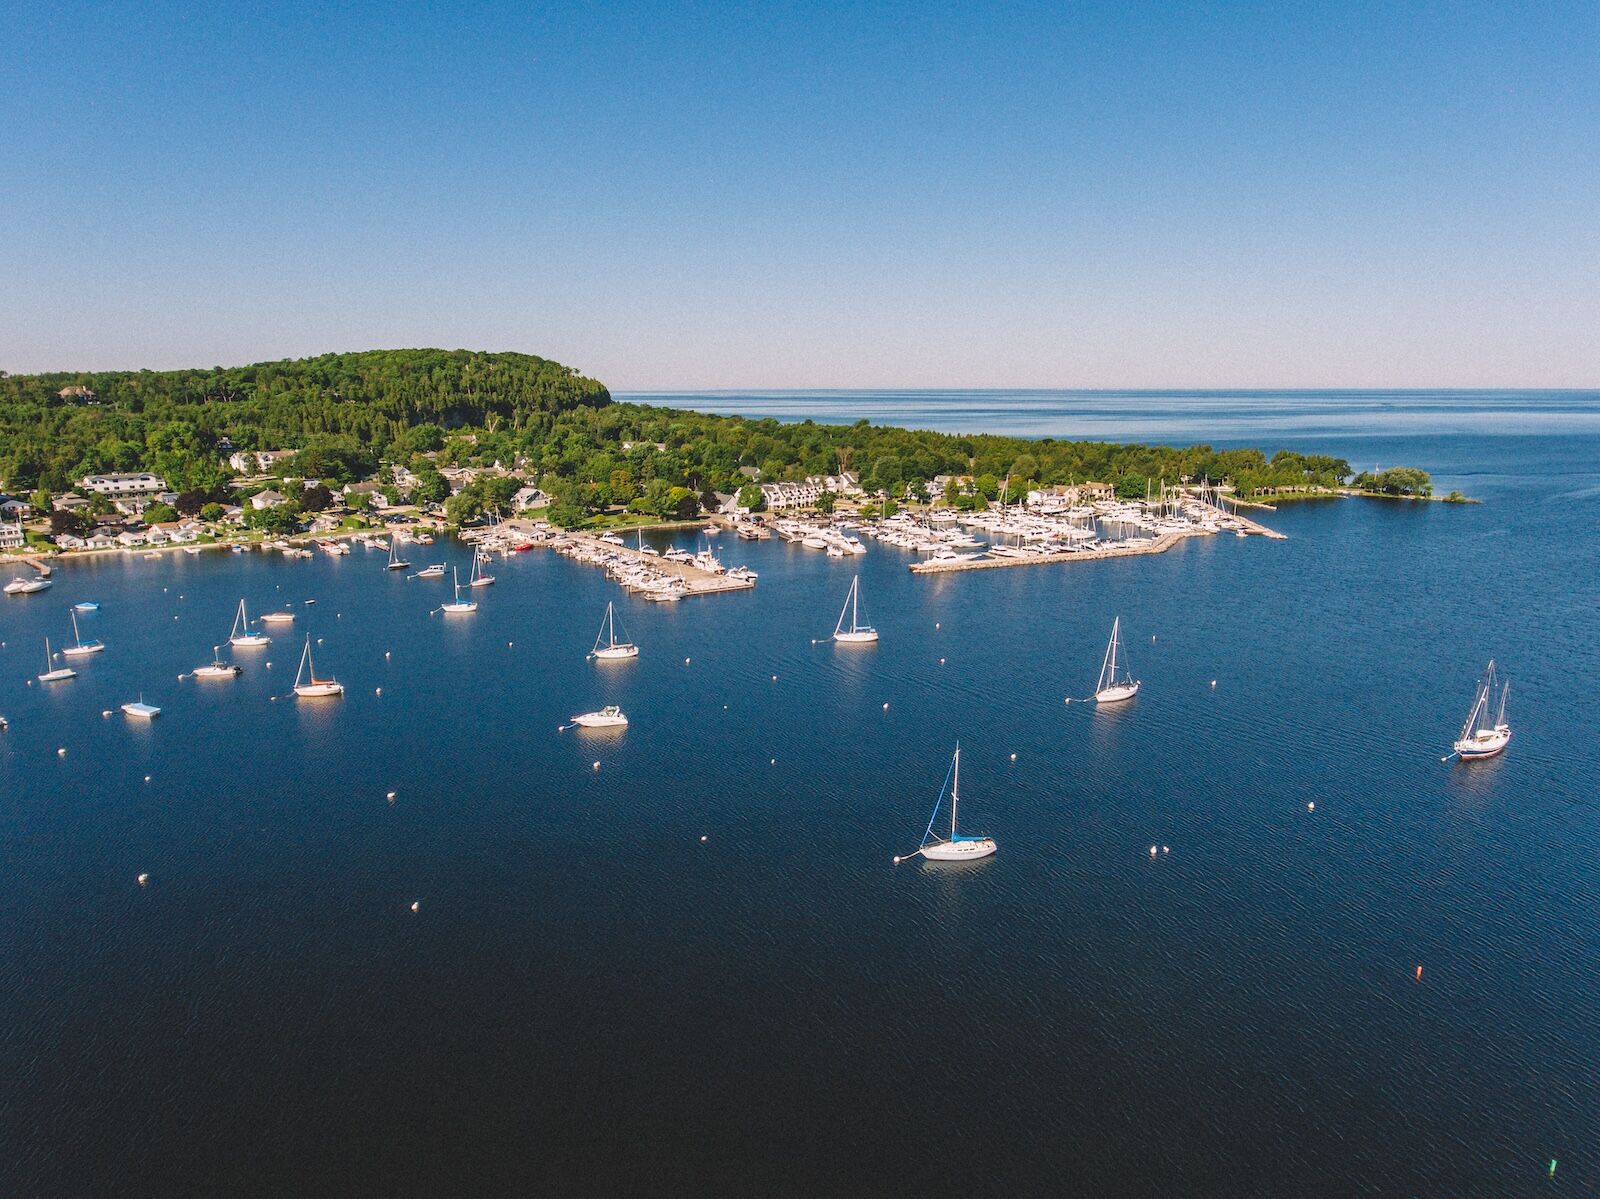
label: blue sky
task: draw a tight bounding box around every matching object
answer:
[3,1,1596,387]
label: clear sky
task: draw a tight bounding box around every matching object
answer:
[3,1,1596,388]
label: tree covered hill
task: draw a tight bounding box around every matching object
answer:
[0,348,1366,505]
[0,349,609,492]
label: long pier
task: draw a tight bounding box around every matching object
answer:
[909,530,1202,573]
[557,531,755,597]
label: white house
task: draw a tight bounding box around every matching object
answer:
[79,472,166,497]
[0,520,25,549]
[228,450,297,474]
[251,489,287,511]
[511,486,548,510]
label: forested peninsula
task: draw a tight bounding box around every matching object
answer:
[0,349,1430,525]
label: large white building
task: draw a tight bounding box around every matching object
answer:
[79,472,167,497]
[758,472,863,510]
[228,450,297,474]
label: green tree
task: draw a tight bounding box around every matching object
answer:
[199,502,225,522]
[816,489,837,515]
[143,502,178,524]
[30,487,51,514]
[736,483,766,512]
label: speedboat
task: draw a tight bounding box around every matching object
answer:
[571,706,628,728]
[192,646,242,679]
[121,700,161,719]
[5,576,51,595]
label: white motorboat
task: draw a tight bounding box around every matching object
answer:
[1092,617,1140,703]
[192,645,242,678]
[292,635,344,698]
[74,601,100,611]
[259,610,296,624]
[121,700,161,719]
[4,576,51,595]
[589,601,638,660]
[570,705,628,728]
[439,567,478,614]
[896,744,997,863]
[1451,660,1511,760]
[60,609,105,657]
[37,637,77,683]
[831,575,878,644]
[415,563,447,579]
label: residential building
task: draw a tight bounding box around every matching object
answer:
[79,472,166,497]
[0,520,24,550]
[228,450,298,474]
[511,486,548,510]
[251,489,287,510]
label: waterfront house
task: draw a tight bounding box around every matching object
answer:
[511,486,549,510]
[0,519,25,550]
[80,472,167,497]
[53,493,91,513]
[0,495,28,516]
[251,489,287,511]
[115,530,146,548]
[86,527,119,549]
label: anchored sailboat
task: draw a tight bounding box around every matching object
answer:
[385,539,410,571]
[1449,660,1510,761]
[439,566,478,614]
[1091,617,1140,703]
[228,599,270,647]
[589,601,638,660]
[831,575,878,644]
[191,644,242,678]
[895,744,996,863]
[60,608,105,657]
[292,635,344,698]
[37,637,77,683]
[468,547,495,588]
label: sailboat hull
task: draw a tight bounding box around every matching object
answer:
[1454,727,1510,759]
[231,635,270,647]
[38,669,77,683]
[833,630,878,644]
[440,601,478,614]
[294,683,344,698]
[922,837,997,861]
[1094,682,1140,703]
[62,643,105,657]
[591,645,639,660]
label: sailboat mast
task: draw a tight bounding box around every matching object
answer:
[851,577,859,632]
[71,609,81,646]
[607,602,616,647]
[951,745,960,838]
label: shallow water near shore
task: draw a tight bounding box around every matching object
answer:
[3,391,1599,1196]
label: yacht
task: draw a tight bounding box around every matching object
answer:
[570,705,628,728]
[895,745,997,863]
[1451,660,1510,760]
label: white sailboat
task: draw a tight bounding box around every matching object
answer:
[468,548,496,587]
[192,645,242,678]
[385,539,410,571]
[895,744,997,863]
[1450,660,1510,761]
[589,601,638,660]
[60,609,105,657]
[570,705,628,728]
[831,575,878,644]
[228,599,271,647]
[37,637,77,683]
[292,635,344,698]
[439,567,478,614]
[1092,617,1140,703]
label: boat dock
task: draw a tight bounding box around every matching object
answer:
[910,529,1204,573]
[523,527,755,598]
[1189,499,1288,539]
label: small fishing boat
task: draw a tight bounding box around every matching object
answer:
[1092,616,1140,703]
[1450,660,1511,761]
[37,638,77,683]
[414,563,447,579]
[228,598,271,647]
[74,601,100,612]
[4,575,51,595]
[121,699,161,719]
[570,705,628,728]
[896,744,996,863]
[831,575,878,644]
[259,610,296,624]
[439,567,478,614]
[60,609,105,657]
[385,540,410,571]
[588,602,638,660]
[468,549,495,588]
[192,645,242,679]
[292,635,344,698]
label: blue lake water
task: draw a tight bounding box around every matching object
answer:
[3,390,1599,1196]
